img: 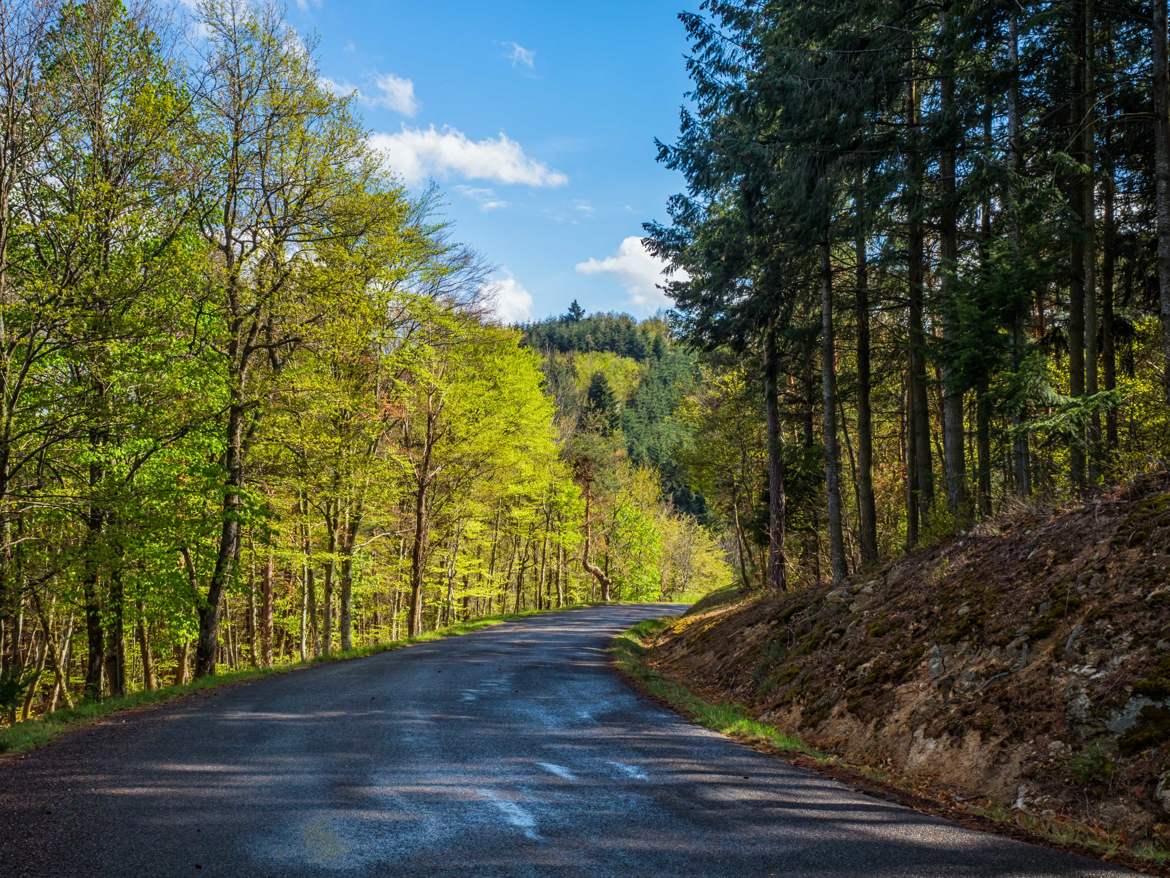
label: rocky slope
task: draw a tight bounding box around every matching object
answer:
[650,471,1170,847]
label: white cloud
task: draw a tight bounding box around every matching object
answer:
[504,41,535,69]
[319,73,418,117]
[455,185,509,212]
[369,73,419,116]
[370,126,568,188]
[575,236,687,312]
[572,199,594,216]
[319,76,358,98]
[481,272,534,324]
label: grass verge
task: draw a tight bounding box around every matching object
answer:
[611,615,1170,877]
[0,603,600,758]
[611,617,822,757]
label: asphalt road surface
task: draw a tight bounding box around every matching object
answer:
[0,604,1137,877]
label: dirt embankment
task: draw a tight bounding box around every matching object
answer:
[650,472,1170,846]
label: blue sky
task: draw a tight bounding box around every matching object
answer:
[282,0,696,323]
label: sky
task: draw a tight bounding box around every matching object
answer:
[278,0,697,323]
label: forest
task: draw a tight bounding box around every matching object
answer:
[0,0,730,723]
[3,0,1170,742]
[646,0,1170,591]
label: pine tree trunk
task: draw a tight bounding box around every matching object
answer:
[819,239,848,583]
[939,2,968,523]
[853,176,878,565]
[764,327,787,590]
[976,389,993,517]
[1067,0,1088,492]
[907,54,934,535]
[801,347,821,585]
[1082,0,1100,485]
[1008,11,1032,496]
[1102,154,1117,454]
[1155,0,1170,405]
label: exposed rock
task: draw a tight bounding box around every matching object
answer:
[1107,695,1170,735]
[927,645,946,682]
[1157,772,1170,816]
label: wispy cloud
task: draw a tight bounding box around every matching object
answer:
[481,272,534,324]
[575,236,687,312]
[503,41,535,69]
[370,126,568,188]
[455,185,510,212]
[369,73,419,116]
[319,72,419,117]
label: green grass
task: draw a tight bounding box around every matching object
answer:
[681,584,749,616]
[0,602,605,757]
[612,616,1170,876]
[610,617,822,758]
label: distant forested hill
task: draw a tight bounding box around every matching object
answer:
[522,304,705,516]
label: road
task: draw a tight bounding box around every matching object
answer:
[0,604,1137,877]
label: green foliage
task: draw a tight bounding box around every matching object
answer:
[523,311,655,361]
[1067,744,1116,786]
[583,371,621,435]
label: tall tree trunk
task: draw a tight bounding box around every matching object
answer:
[408,403,437,638]
[260,523,274,667]
[320,505,336,656]
[338,503,361,652]
[103,564,125,699]
[1067,0,1088,492]
[556,542,565,607]
[135,600,156,692]
[800,349,821,585]
[853,176,878,565]
[173,641,189,687]
[1082,0,1100,484]
[1155,0,1170,405]
[819,239,848,582]
[1008,11,1032,496]
[408,476,429,638]
[581,484,612,601]
[977,84,994,518]
[907,42,934,536]
[764,327,787,590]
[939,2,968,523]
[1102,133,1118,454]
[196,400,245,677]
[905,376,919,548]
[976,390,993,517]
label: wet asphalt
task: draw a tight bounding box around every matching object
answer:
[0,604,1138,877]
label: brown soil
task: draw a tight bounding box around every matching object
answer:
[651,470,1170,849]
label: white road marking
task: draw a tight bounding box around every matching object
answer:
[476,788,540,840]
[608,761,648,780]
[536,762,575,781]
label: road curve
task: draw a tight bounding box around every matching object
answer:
[0,604,1136,877]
